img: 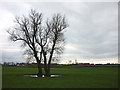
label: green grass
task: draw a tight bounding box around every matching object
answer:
[2,65,118,88]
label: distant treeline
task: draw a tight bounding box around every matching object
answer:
[1,62,119,68]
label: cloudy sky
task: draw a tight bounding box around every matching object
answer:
[0,1,118,64]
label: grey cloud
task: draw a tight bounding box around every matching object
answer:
[1,51,25,63]
[63,2,118,59]
[0,2,118,63]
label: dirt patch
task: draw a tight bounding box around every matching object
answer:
[24,74,62,78]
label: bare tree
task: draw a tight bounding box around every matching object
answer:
[7,9,68,77]
[7,9,43,77]
[42,14,68,76]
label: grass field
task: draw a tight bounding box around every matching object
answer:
[2,65,118,88]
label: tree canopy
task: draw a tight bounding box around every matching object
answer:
[7,9,68,77]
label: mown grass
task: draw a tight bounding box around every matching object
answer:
[2,65,118,88]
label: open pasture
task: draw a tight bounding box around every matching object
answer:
[2,65,118,88]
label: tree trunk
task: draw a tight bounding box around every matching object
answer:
[34,52,43,77]
[42,48,51,77]
[44,65,50,77]
[37,62,42,77]
[45,41,56,77]
[47,65,50,77]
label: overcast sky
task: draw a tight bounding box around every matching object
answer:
[0,1,118,64]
